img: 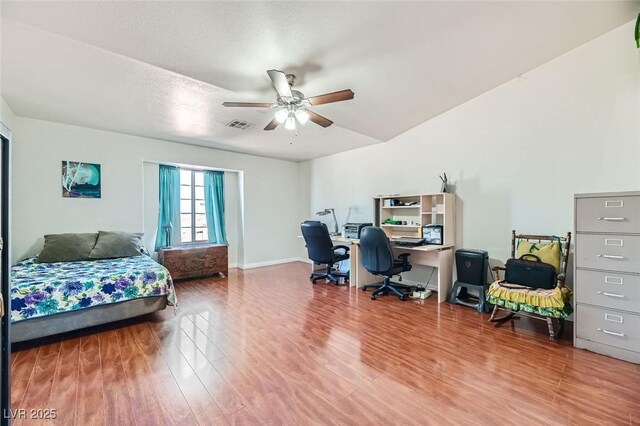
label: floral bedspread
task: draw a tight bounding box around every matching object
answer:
[11,255,176,323]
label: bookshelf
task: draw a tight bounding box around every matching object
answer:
[373,193,456,245]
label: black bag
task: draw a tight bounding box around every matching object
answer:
[504,254,557,289]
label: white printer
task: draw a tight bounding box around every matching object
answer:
[344,223,372,239]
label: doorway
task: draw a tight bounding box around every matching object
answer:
[0,122,11,425]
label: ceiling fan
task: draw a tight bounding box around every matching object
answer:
[222,69,354,131]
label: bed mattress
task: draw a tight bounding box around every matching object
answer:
[11,255,176,323]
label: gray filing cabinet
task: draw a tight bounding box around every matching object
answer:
[574,191,640,363]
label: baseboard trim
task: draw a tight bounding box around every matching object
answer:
[237,258,306,270]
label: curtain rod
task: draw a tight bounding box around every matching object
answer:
[143,160,242,174]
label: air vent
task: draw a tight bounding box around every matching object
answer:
[226,120,254,130]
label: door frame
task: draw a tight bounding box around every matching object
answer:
[0,122,11,424]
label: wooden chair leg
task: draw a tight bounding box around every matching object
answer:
[557,318,565,339]
[489,304,499,321]
[545,317,565,340]
[546,317,555,340]
[489,305,516,323]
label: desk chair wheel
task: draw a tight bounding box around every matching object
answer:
[400,294,408,301]
[311,278,317,284]
[371,294,377,300]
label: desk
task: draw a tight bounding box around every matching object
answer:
[394,244,454,303]
[328,236,378,290]
[330,236,454,303]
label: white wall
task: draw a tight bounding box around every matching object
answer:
[1,97,14,131]
[12,117,302,266]
[305,21,640,282]
[296,161,312,257]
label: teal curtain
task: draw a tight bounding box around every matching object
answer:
[203,170,227,244]
[154,165,181,250]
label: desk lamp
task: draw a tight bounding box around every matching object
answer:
[316,208,339,235]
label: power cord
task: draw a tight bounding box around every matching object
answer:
[410,267,436,299]
[425,266,436,289]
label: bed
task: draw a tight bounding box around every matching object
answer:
[10,255,176,343]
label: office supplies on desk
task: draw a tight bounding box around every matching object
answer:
[423,224,443,245]
[344,222,372,239]
[383,218,403,225]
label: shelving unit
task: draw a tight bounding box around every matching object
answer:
[373,193,456,244]
[381,205,421,210]
[381,224,421,229]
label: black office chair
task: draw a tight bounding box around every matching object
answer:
[359,226,413,300]
[300,221,350,284]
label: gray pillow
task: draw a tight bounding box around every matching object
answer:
[89,231,144,259]
[36,233,99,263]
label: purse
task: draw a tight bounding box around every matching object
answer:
[504,254,557,289]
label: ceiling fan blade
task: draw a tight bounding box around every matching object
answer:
[222,102,273,108]
[307,89,354,106]
[307,110,333,128]
[264,118,280,131]
[267,69,293,100]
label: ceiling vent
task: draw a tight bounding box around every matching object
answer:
[226,119,254,130]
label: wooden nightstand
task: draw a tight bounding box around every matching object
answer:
[158,244,228,280]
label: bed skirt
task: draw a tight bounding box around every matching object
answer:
[11,295,167,343]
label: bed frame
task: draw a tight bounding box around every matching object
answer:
[11,295,168,343]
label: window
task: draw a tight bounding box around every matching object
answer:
[180,169,208,243]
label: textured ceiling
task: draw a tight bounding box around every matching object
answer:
[1,1,638,161]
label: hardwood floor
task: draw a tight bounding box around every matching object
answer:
[10,261,640,425]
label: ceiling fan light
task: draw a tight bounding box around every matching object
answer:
[284,115,296,130]
[295,109,309,124]
[275,109,288,123]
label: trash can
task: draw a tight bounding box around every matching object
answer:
[449,249,491,313]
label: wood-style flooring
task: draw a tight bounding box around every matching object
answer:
[11,262,640,425]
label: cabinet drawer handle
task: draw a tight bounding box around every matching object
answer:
[605,200,624,208]
[597,217,626,221]
[598,328,625,337]
[597,254,625,259]
[597,291,625,298]
[605,276,623,285]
